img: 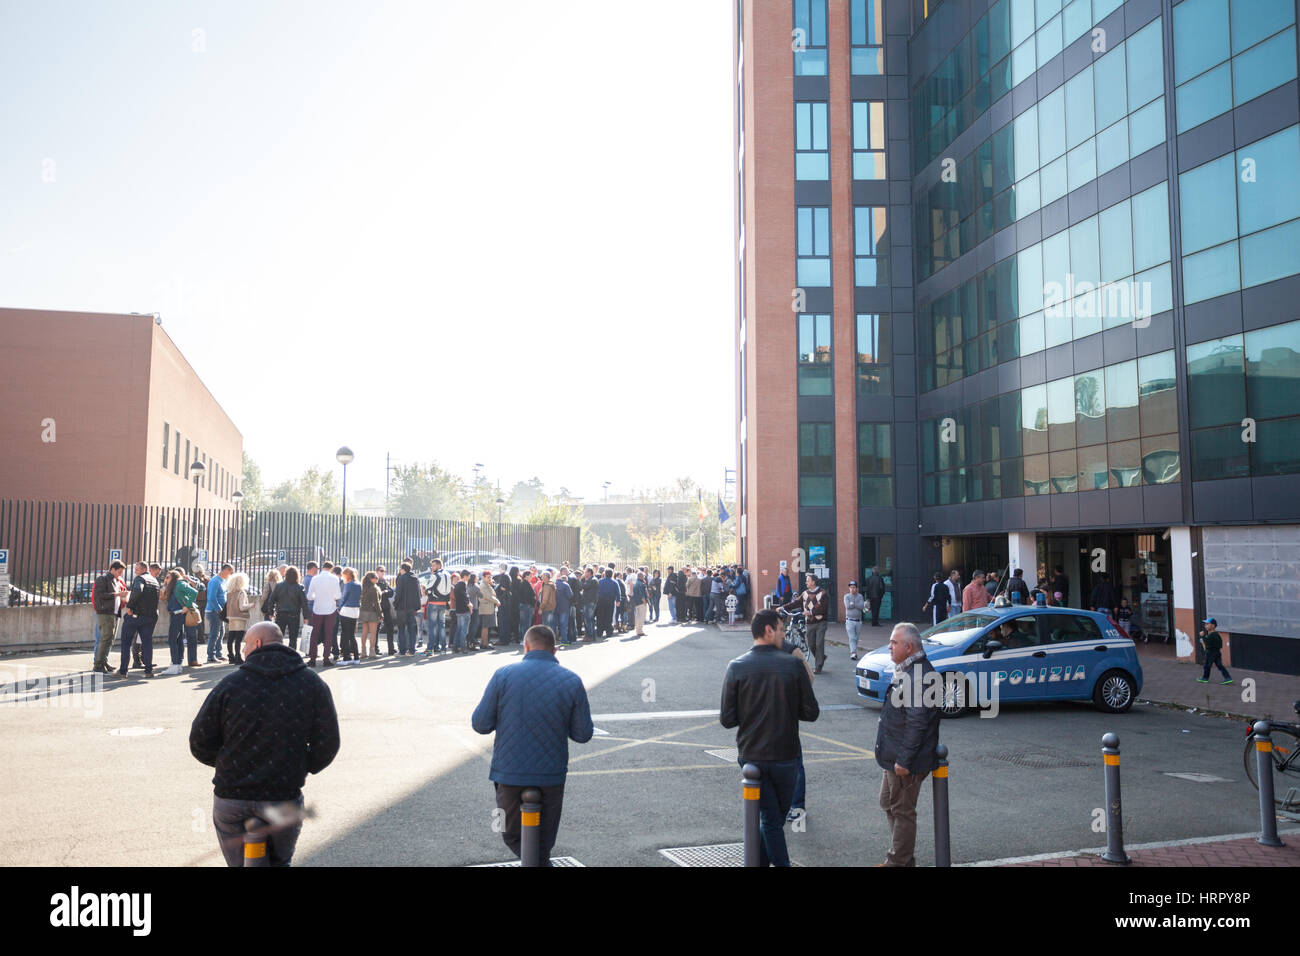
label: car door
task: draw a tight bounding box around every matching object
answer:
[964,613,1051,703]
[1038,612,1109,699]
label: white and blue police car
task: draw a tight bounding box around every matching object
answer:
[855,604,1143,716]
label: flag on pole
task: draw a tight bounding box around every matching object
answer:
[697,490,706,521]
[717,495,730,523]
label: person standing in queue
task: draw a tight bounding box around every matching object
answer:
[471,624,593,865]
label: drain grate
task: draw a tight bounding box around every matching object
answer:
[659,843,802,866]
[660,843,744,866]
[982,751,1091,770]
[474,856,584,867]
[704,748,739,763]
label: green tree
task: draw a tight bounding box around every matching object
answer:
[240,451,267,510]
[264,466,341,513]
[387,462,469,519]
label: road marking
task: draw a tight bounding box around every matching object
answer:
[569,720,718,764]
[568,754,872,777]
[962,827,1300,866]
[588,703,863,722]
[800,730,874,757]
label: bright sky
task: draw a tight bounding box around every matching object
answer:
[0,0,737,500]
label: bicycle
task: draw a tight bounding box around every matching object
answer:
[777,606,811,660]
[1243,699,1300,810]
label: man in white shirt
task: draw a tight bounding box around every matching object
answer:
[305,561,343,666]
[945,570,962,619]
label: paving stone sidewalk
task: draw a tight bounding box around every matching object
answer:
[1009,831,1300,867]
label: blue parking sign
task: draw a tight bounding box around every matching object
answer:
[277,550,287,564]
[109,549,123,563]
[0,550,8,566]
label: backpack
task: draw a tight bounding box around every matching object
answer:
[428,570,451,603]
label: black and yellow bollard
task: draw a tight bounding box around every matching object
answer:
[1253,721,1285,848]
[933,743,951,867]
[520,788,543,867]
[1100,733,1130,864]
[742,763,761,867]
[243,819,269,868]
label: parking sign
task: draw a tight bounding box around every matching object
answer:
[109,549,123,564]
[276,550,287,564]
[0,548,9,591]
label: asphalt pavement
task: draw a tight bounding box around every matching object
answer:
[0,618,1275,866]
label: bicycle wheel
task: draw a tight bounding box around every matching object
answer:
[1243,728,1300,808]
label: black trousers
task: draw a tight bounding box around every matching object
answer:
[870,598,881,626]
[339,616,358,660]
[596,597,615,637]
[494,782,565,864]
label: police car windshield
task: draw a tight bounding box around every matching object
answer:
[922,612,993,646]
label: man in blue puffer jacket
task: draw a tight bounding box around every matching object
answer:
[471,624,593,864]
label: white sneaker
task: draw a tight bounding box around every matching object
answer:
[163,664,182,676]
[850,653,858,660]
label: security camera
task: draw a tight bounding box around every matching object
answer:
[152,312,162,326]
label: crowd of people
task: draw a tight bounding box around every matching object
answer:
[89,556,760,674]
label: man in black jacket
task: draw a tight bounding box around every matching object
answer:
[864,567,887,627]
[719,609,820,867]
[392,561,422,655]
[190,621,339,866]
[874,622,941,867]
[117,562,160,678]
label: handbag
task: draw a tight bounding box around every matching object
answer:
[298,623,313,654]
[339,604,360,619]
[184,605,201,628]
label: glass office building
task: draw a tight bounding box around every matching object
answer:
[735,0,1300,673]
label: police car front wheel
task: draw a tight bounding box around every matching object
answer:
[1092,669,1136,714]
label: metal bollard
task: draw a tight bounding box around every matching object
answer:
[1100,733,1130,864]
[243,819,269,868]
[933,743,951,867]
[520,788,543,867]
[1252,721,1285,848]
[742,763,762,867]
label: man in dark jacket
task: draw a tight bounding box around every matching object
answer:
[189,621,339,866]
[1089,572,1118,616]
[91,560,128,674]
[117,562,160,678]
[392,561,421,655]
[376,566,397,655]
[719,609,820,867]
[864,567,887,627]
[874,622,941,867]
[472,624,593,864]
[1006,568,1031,605]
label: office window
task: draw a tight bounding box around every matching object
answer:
[794,0,828,76]
[1231,0,1294,54]
[1105,360,1140,443]
[162,423,169,470]
[1180,154,1236,255]
[1191,424,1251,479]
[1138,351,1178,438]
[1131,182,1170,272]
[852,101,886,179]
[854,206,887,286]
[1236,126,1300,237]
[1253,417,1300,475]
[799,423,834,506]
[798,314,833,396]
[185,439,191,477]
[1187,335,1247,430]
[173,432,181,474]
[795,102,830,180]
[1245,318,1300,420]
[850,0,884,74]
[797,206,832,286]
[1174,0,1230,86]
[858,423,893,506]
[856,313,892,394]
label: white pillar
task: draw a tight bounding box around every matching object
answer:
[1170,526,1196,662]
[1007,532,1037,581]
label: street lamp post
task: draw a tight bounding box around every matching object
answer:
[496,497,504,551]
[189,459,207,572]
[336,447,354,563]
[473,463,484,552]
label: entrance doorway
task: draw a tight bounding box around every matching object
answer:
[1037,530,1173,642]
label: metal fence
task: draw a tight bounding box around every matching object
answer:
[0,499,580,606]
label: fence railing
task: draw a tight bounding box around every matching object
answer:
[0,499,580,606]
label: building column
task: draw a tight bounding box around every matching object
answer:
[1170,526,1197,663]
[1007,532,1037,584]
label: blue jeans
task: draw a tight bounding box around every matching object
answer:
[581,603,595,638]
[396,610,417,654]
[541,610,557,633]
[744,758,799,867]
[555,609,570,643]
[518,605,535,641]
[168,612,198,665]
[206,611,225,660]
[453,612,469,650]
[426,606,447,651]
[792,756,806,810]
[118,615,157,673]
[667,595,677,622]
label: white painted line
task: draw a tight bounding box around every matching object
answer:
[962,827,1300,866]
[589,703,863,722]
